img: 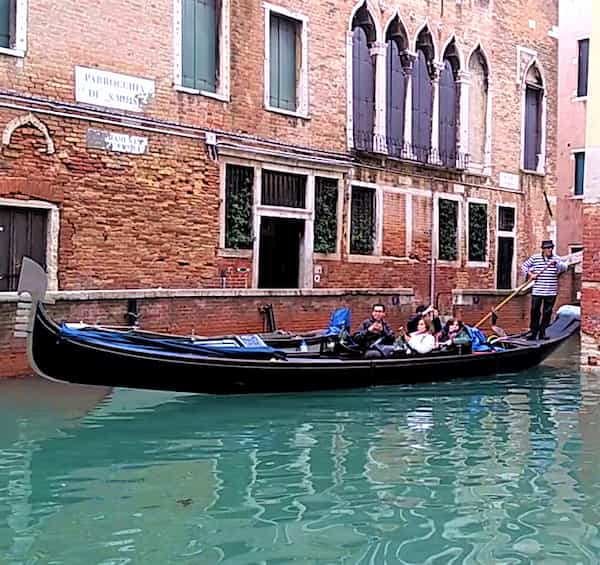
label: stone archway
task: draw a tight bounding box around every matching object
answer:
[2,113,55,155]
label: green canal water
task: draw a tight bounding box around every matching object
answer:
[1,337,600,564]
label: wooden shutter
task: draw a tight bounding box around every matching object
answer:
[181,0,218,92]
[0,207,47,292]
[385,40,406,156]
[411,50,433,163]
[0,0,10,48]
[438,60,457,167]
[270,14,297,111]
[352,27,375,151]
[578,39,589,98]
[524,86,542,170]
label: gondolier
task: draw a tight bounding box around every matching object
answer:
[521,240,568,340]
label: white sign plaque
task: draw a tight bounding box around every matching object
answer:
[499,172,520,191]
[87,129,148,154]
[75,66,155,112]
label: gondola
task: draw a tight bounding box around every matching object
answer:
[17,258,580,395]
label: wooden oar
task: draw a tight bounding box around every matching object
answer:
[473,250,583,329]
[474,277,534,329]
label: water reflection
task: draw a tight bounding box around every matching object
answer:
[1,337,600,564]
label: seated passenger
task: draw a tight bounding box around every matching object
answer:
[353,303,395,349]
[395,319,436,355]
[407,304,442,336]
[439,318,472,354]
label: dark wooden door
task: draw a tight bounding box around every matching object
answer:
[411,49,433,163]
[0,207,47,291]
[496,237,514,290]
[439,60,457,167]
[352,27,375,151]
[258,217,303,288]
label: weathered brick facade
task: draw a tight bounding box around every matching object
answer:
[0,0,570,378]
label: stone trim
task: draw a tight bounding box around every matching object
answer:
[2,112,55,154]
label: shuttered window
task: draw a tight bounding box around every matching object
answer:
[385,39,406,156]
[577,39,589,98]
[0,0,13,49]
[574,152,585,196]
[439,59,457,168]
[468,202,487,262]
[314,177,338,254]
[411,49,433,163]
[182,0,219,93]
[352,26,375,151]
[350,186,375,255]
[438,199,458,261]
[523,85,542,171]
[269,14,298,111]
[225,165,253,249]
[0,207,47,292]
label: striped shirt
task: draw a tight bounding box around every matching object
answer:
[520,253,568,296]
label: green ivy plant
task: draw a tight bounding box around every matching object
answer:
[439,199,458,261]
[314,180,338,253]
[225,166,253,249]
[350,188,374,255]
[468,202,487,262]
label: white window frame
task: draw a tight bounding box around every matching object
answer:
[434,193,462,265]
[571,149,586,198]
[173,0,231,102]
[466,197,489,267]
[569,244,583,274]
[263,2,309,119]
[347,180,383,262]
[495,203,517,289]
[0,198,59,292]
[0,0,27,58]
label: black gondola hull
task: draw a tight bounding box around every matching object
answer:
[29,303,578,395]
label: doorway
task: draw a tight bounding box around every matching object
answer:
[258,217,304,288]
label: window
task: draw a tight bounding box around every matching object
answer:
[574,151,585,196]
[385,16,409,157]
[496,205,516,289]
[351,4,376,151]
[438,198,458,261]
[350,186,375,255]
[265,5,307,116]
[523,64,544,172]
[0,0,26,55]
[225,164,253,249]
[468,48,489,167]
[0,206,47,292]
[577,38,589,98]
[468,202,487,262]
[177,0,229,99]
[314,177,338,254]
[412,27,435,163]
[269,14,297,111]
[261,170,306,208]
[439,41,460,168]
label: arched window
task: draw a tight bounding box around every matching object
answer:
[523,64,544,171]
[439,40,460,168]
[352,5,376,151]
[468,47,489,167]
[412,27,435,163]
[385,16,409,157]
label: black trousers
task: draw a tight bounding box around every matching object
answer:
[529,295,556,336]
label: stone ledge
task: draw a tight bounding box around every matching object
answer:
[452,288,518,306]
[0,287,415,303]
